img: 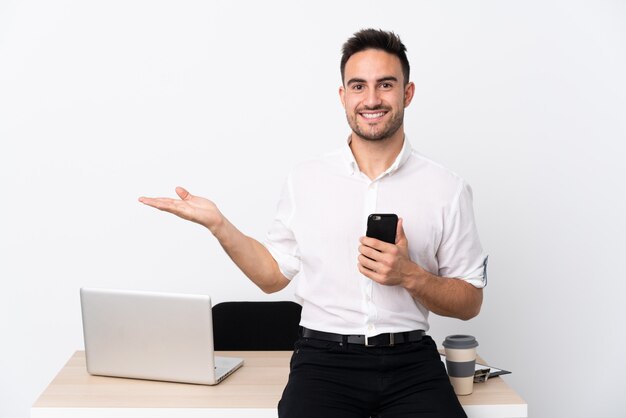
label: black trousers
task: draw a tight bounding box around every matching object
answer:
[278,335,467,418]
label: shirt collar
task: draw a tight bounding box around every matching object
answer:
[341,135,413,177]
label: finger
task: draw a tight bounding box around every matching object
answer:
[139,197,185,214]
[357,263,384,283]
[396,217,407,245]
[359,244,382,262]
[360,236,392,252]
[138,196,174,207]
[358,253,379,271]
[175,186,191,200]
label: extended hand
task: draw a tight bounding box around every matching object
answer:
[138,187,223,232]
[357,218,418,287]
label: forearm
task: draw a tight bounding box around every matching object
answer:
[403,265,483,320]
[210,217,289,294]
[138,188,288,292]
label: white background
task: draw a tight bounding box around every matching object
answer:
[1,1,625,417]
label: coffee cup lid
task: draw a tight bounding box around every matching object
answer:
[442,334,478,349]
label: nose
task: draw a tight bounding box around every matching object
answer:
[363,87,382,109]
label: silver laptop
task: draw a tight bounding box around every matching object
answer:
[80,287,243,385]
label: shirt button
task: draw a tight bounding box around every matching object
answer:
[367,324,375,332]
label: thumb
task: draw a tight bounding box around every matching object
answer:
[396,217,407,246]
[175,186,192,200]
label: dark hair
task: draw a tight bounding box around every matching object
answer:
[340,28,410,85]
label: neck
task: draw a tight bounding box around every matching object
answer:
[349,129,405,180]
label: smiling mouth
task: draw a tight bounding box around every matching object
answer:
[361,112,386,119]
[359,110,388,121]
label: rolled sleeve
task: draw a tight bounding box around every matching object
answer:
[437,181,488,288]
[264,176,301,280]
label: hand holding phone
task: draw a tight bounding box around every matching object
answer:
[366,214,398,244]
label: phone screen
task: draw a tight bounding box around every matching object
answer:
[366,214,398,244]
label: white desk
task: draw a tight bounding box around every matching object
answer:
[32,351,527,418]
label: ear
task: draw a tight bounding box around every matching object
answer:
[404,82,415,107]
[339,85,346,108]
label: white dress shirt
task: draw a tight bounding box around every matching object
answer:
[264,137,487,336]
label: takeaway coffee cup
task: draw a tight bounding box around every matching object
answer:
[443,335,479,395]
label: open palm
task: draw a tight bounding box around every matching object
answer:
[139,187,222,230]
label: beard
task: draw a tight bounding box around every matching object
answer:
[346,106,404,141]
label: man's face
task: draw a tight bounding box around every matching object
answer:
[340,49,415,142]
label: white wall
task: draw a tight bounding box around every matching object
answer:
[1,1,625,417]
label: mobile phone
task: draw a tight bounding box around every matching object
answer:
[366,214,398,244]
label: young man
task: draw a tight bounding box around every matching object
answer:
[140,29,487,417]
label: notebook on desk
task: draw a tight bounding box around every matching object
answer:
[440,353,511,383]
[80,287,243,385]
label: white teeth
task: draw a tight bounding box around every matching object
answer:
[361,112,385,119]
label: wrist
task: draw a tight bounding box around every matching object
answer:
[207,214,227,238]
[401,262,427,296]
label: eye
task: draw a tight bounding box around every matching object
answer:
[352,84,364,91]
[380,82,393,89]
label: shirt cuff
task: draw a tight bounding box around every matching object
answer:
[263,242,301,281]
[461,255,488,288]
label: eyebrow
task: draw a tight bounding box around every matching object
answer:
[346,76,399,86]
